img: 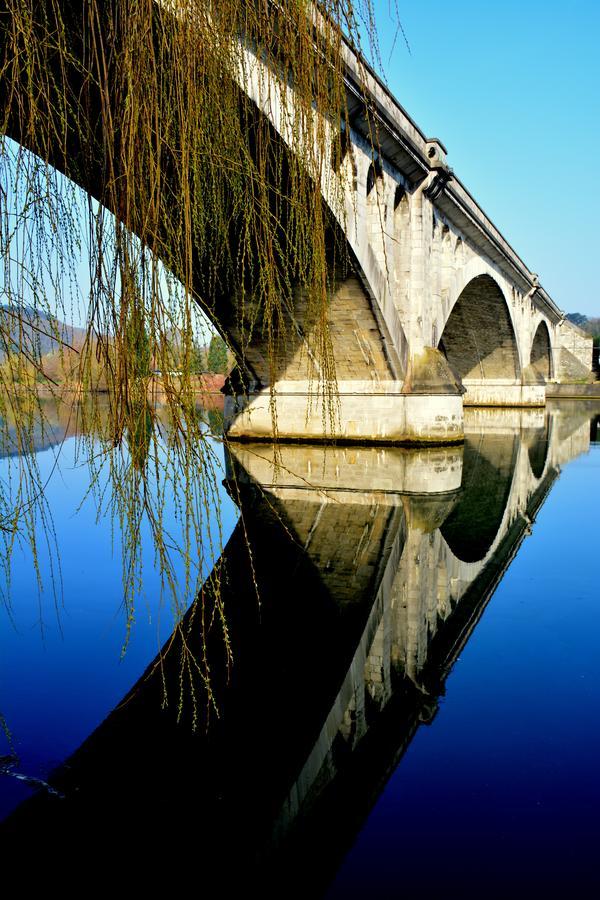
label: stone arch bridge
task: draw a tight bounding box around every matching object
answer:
[0,4,592,444]
[227,30,593,442]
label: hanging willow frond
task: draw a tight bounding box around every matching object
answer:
[0,0,386,721]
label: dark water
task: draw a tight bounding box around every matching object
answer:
[0,399,238,816]
[1,400,599,894]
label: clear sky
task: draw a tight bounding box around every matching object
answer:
[369,0,600,317]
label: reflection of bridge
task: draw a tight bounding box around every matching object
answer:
[0,4,593,446]
[226,405,592,866]
[3,403,595,890]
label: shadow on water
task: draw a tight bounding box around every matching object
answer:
[1,402,599,892]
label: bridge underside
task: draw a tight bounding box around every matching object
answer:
[224,266,464,444]
[224,268,546,444]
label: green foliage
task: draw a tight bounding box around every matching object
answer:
[190,344,207,374]
[567,313,600,340]
[207,408,224,436]
[207,335,229,374]
[587,319,600,343]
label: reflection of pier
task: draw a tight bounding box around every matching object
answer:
[2,405,596,890]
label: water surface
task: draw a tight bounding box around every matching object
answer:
[1,400,599,896]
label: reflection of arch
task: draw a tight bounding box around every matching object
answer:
[439,274,521,381]
[530,320,553,380]
[526,415,550,480]
[440,431,518,562]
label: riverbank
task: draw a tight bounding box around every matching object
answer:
[6,373,226,407]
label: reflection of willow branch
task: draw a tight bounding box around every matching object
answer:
[225,457,264,612]
[0,711,14,755]
[91,397,233,716]
[0,394,71,616]
[1,392,77,521]
[0,383,233,721]
[0,754,64,798]
[115,558,230,729]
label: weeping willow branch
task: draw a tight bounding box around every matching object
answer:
[0,0,386,722]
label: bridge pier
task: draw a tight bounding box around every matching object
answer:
[223,360,551,444]
[462,380,546,407]
[224,381,464,444]
[222,274,466,445]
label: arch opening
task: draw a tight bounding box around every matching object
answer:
[331,126,357,191]
[454,237,464,267]
[394,183,406,209]
[438,275,521,383]
[393,191,410,300]
[530,320,552,381]
[366,159,383,197]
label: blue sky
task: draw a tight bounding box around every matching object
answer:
[369,0,599,316]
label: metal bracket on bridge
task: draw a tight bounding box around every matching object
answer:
[423,168,454,201]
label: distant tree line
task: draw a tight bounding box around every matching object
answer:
[1,305,233,386]
[189,335,231,374]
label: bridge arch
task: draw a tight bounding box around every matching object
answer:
[441,225,452,259]
[365,158,387,272]
[438,271,522,384]
[529,320,553,381]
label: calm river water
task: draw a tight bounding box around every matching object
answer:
[1,398,599,895]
